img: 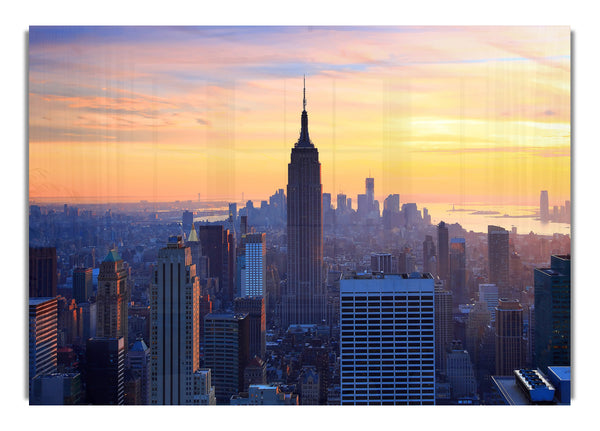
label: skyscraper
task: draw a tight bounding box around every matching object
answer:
[534,254,571,372]
[29,247,57,298]
[150,236,200,405]
[365,177,374,212]
[495,299,524,375]
[204,313,250,404]
[488,225,509,294]
[73,267,93,304]
[437,222,449,282]
[283,79,325,327]
[449,237,467,306]
[234,297,266,360]
[340,272,435,405]
[85,337,125,405]
[241,233,266,297]
[29,297,58,399]
[186,223,208,281]
[434,282,453,373]
[540,190,549,222]
[127,338,151,405]
[423,235,436,275]
[96,250,128,346]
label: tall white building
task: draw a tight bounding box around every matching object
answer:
[150,236,200,405]
[340,272,435,405]
[241,233,266,297]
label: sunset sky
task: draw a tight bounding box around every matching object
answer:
[28,26,570,207]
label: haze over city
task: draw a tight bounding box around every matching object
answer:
[29,26,570,207]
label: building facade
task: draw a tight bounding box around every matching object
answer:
[150,236,200,405]
[495,299,524,375]
[203,313,250,404]
[85,337,125,405]
[96,250,129,346]
[534,254,571,372]
[29,297,58,399]
[340,272,435,405]
[29,247,57,298]
[241,233,266,297]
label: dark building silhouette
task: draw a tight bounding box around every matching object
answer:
[73,267,93,303]
[488,225,509,294]
[29,247,57,298]
[199,225,236,305]
[282,79,325,327]
[204,313,250,404]
[534,255,571,372]
[85,337,125,405]
[437,222,449,282]
[182,210,194,234]
[234,297,266,360]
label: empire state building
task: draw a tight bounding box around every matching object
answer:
[282,79,326,327]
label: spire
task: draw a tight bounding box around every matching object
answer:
[296,75,313,148]
[188,222,199,242]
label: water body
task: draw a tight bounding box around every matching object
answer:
[422,203,570,236]
[194,202,571,237]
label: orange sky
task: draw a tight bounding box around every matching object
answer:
[28,26,570,207]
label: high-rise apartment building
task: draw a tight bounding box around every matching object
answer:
[204,313,250,404]
[283,80,325,327]
[73,267,93,303]
[495,299,524,375]
[96,250,128,346]
[437,222,449,282]
[488,225,509,292]
[29,297,58,399]
[340,272,435,405]
[241,233,266,297]
[534,255,571,372]
[150,236,200,405]
[29,247,57,298]
[86,337,125,405]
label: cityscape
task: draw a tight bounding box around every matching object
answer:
[27,26,571,410]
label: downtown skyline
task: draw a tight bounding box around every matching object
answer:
[29,26,570,207]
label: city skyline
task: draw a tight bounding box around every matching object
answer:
[25,23,574,410]
[29,26,570,207]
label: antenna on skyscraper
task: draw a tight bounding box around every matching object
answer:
[303,74,306,111]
